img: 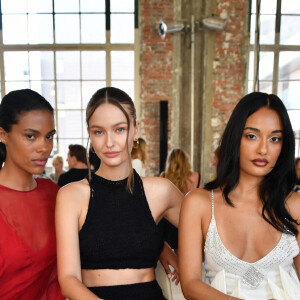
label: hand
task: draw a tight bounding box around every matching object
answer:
[158,242,180,285]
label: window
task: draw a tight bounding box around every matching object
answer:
[0,0,137,163]
[248,0,300,156]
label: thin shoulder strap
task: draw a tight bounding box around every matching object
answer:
[211,190,215,217]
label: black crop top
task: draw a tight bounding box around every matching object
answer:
[79,170,164,270]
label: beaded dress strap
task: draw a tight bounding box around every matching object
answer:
[211,190,215,217]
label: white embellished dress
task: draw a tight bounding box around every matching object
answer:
[203,190,300,300]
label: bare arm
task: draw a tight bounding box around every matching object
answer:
[287,192,300,278]
[55,182,101,300]
[178,189,242,300]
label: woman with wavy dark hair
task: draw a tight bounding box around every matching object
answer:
[179,92,300,299]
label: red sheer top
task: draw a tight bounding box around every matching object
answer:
[0,178,64,300]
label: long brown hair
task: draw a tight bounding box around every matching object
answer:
[86,87,136,193]
[162,148,192,194]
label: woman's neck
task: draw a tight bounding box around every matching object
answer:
[0,165,36,191]
[96,163,130,181]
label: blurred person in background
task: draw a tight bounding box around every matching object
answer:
[131,137,147,176]
[50,155,65,183]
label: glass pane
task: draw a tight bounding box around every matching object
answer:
[251,0,277,14]
[5,82,30,94]
[28,0,53,13]
[80,0,105,12]
[30,81,56,108]
[111,81,134,101]
[111,51,134,79]
[278,81,300,109]
[279,52,300,80]
[281,0,300,14]
[82,81,106,108]
[111,14,134,44]
[56,81,81,109]
[257,81,272,94]
[57,110,83,138]
[248,51,254,80]
[250,15,256,44]
[82,51,106,80]
[54,0,79,12]
[56,51,80,80]
[261,0,277,14]
[82,111,89,138]
[28,14,53,44]
[251,0,256,13]
[280,16,300,45]
[288,111,300,139]
[260,15,275,44]
[259,51,274,80]
[29,52,54,80]
[1,0,27,13]
[111,0,134,12]
[4,52,29,80]
[81,14,106,43]
[2,15,28,44]
[55,14,80,44]
[248,80,254,93]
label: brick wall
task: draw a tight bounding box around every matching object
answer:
[139,0,249,177]
[210,0,248,157]
[139,0,174,176]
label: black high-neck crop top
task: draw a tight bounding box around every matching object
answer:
[79,170,164,270]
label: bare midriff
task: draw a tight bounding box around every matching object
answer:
[82,267,155,287]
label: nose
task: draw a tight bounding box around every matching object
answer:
[106,132,114,149]
[37,138,50,153]
[257,138,267,156]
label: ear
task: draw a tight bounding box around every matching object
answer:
[0,127,8,144]
[134,121,140,141]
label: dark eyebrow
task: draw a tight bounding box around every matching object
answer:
[24,128,56,135]
[244,127,259,132]
[243,127,283,134]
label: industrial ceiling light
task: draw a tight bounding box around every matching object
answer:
[158,16,228,39]
[202,16,228,31]
[158,19,186,39]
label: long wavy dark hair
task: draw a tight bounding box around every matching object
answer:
[86,87,136,193]
[205,92,299,235]
[0,89,54,169]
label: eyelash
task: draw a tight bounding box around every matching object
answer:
[245,133,282,142]
[27,134,54,140]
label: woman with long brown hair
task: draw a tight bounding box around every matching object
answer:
[56,87,183,300]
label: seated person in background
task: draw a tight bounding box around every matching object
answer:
[57,144,88,187]
[131,137,147,176]
[159,148,201,253]
[50,155,65,183]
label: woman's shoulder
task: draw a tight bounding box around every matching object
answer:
[142,176,175,191]
[181,188,214,222]
[57,178,90,203]
[286,191,300,220]
[183,188,211,207]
